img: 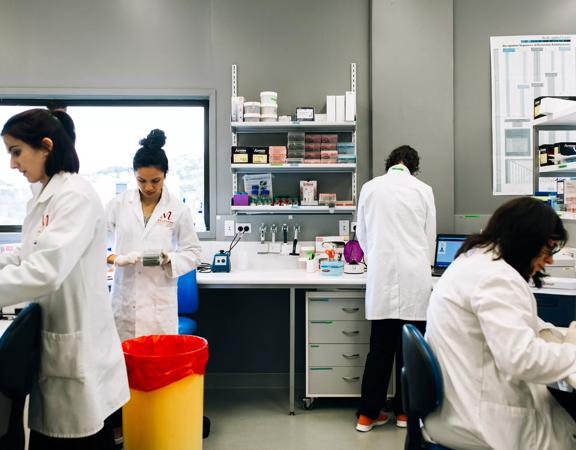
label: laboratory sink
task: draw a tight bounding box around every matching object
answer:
[200,241,309,272]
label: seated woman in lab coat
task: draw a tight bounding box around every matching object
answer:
[0,109,129,449]
[424,197,576,450]
[106,129,201,342]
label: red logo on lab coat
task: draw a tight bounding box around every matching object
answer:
[36,214,50,234]
[157,211,174,226]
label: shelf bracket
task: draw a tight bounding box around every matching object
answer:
[351,63,356,94]
[232,64,237,98]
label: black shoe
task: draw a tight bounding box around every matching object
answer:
[203,416,211,439]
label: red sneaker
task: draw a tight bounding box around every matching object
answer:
[355,412,391,432]
[396,414,408,428]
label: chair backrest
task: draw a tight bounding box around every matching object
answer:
[0,303,41,399]
[402,324,444,418]
[177,270,198,315]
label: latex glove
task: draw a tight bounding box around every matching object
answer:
[114,251,142,267]
[539,328,563,344]
[564,322,576,345]
[160,251,171,266]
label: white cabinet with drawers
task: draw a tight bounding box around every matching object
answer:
[304,290,374,408]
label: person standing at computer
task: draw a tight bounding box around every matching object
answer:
[355,145,436,431]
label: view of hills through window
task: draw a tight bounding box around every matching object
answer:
[0,104,207,231]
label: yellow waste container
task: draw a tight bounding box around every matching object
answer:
[121,335,209,450]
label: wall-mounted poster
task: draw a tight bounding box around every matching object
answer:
[490,35,576,195]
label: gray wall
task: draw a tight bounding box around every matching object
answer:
[371,0,454,232]
[0,0,370,241]
[454,0,576,216]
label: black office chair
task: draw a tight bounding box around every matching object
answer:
[401,324,453,450]
[0,303,42,450]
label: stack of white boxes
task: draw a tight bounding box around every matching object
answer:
[326,92,356,122]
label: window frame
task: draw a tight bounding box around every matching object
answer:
[0,89,216,239]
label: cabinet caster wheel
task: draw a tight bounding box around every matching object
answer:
[303,397,315,410]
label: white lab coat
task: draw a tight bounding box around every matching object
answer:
[107,187,201,342]
[0,172,129,438]
[356,164,436,320]
[424,248,576,450]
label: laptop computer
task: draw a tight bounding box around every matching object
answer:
[432,234,468,277]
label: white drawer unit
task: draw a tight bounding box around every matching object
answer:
[304,290,395,409]
[305,291,368,408]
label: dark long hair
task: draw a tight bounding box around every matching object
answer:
[456,197,567,287]
[133,129,168,174]
[385,145,420,174]
[1,109,79,176]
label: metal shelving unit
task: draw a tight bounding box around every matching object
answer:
[533,105,576,190]
[231,63,357,215]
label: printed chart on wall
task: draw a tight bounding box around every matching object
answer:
[490,35,576,195]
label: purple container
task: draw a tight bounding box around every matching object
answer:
[233,193,250,206]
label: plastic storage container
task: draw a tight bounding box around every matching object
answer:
[122,335,209,450]
[244,113,261,123]
[260,91,278,105]
[319,260,344,276]
[244,102,261,114]
[260,114,278,122]
[260,104,278,116]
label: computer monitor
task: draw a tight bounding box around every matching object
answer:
[433,234,468,275]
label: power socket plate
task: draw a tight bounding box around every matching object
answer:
[236,222,252,234]
[339,220,350,236]
[351,222,357,234]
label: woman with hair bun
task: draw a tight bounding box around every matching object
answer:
[106,129,201,342]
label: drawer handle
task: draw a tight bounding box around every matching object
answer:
[342,376,360,382]
[342,353,360,359]
[342,307,360,313]
[342,330,360,336]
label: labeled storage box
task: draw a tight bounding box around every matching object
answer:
[252,147,269,164]
[231,146,251,164]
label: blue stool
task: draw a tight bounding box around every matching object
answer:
[401,324,454,450]
[177,270,198,335]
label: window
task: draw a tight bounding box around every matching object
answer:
[0,98,210,232]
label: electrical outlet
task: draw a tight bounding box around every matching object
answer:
[224,220,235,237]
[339,220,350,236]
[236,223,252,234]
[351,222,357,233]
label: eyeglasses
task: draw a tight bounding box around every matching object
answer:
[542,242,561,257]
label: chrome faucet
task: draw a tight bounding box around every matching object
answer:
[259,223,267,244]
[270,224,277,245]
[290,224,301,256]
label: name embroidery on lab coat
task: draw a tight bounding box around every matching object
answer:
[157,211,174,227]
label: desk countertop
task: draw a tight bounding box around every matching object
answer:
[197,269,576,296]
[197,269,367,287]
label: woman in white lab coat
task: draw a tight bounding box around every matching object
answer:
[424,197,576,449]
[0,109,129,449]
[106,129,201,342]
[356,145,436,431]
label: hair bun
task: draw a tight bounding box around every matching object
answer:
[139,129,166,150]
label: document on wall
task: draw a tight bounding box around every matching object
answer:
[490,35,576,195]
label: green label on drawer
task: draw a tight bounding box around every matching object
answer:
[310,367,333,371]
[311,320,333,324]
[310,345,320,348]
